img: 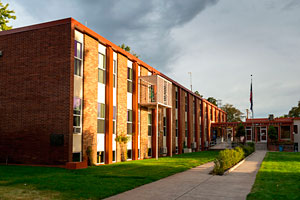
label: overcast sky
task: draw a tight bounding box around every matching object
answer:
[6,0,300,118]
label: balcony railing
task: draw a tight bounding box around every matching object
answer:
[139,75,172,108]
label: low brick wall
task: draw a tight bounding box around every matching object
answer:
[267,144,294,152]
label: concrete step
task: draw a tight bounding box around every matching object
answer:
[255,143,267,150]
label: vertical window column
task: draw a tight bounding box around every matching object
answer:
[72,30,83,162]
[97,43,106,164]
[112,52,117,162]
[127,60,133,160]
[148,110,153,157]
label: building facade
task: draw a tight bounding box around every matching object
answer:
[211,117,300,152]
[0,18,226,167]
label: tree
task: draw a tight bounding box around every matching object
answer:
[268,125,278,143]
[221,104,244,122]
[0,1,16,31]
[236,123,245,138]
[207,97,217,106]
[194,91,203,97]
[119,43,140,58]
[287,101,300,117]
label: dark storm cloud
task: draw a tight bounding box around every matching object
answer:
[10,0,219,71]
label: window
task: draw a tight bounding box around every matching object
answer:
[163,81,167,103]
[294,125,298,134]
[97,103,105,134]
[175,120,178,137]
[163,116,167,136]
[127,149,132,160]
[74,40,82,76]
[98,53,106,84]
[97,151,105,163]
[72,152,81,162]
[185,94,188,112]
[148,148,152,157]
[148,112,152,136]
[175,90,178,109]
[127,110,133,135]
[185,121,188,137]
[127,67,133,93]
[113,150,116,162]
[281,126,291,139]
[112,106,117,135]
[113,60,117,88]
[73,97,82,133]
[149,85,155,102]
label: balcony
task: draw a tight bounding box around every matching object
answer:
[139,75,172,108]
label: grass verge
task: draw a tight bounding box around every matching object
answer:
[247,152,300,200]
[0,151,218,199]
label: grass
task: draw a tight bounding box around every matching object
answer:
[247,152,300,200]
[0,151,218,200]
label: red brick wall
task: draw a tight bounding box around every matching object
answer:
[82,34,98,164]
[0,23,72,164]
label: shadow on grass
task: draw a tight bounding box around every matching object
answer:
[0,151,219,199]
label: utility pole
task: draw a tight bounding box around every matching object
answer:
[188,72,192,91]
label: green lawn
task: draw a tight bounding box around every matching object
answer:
[247,152,300,200]
[0,151,218,200]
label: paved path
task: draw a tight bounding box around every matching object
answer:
[106,151,267,200]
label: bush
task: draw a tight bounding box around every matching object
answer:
[240,142,255,157]
[213,147,244,175]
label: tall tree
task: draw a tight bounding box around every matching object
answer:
[119,43,140,58]
[194,91,203,98]
[207,97,217,106]
[0,1,16,31]
[287,101,300,117]
[221,104,244,122]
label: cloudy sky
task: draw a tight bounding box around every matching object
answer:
[6,0,300,118]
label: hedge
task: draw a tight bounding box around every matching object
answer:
[213,143,255,175]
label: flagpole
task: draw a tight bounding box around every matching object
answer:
[251,75,254,119]
[251,74,254,142]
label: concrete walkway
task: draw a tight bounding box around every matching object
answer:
[106,151,267,200]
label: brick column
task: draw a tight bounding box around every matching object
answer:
[82,35,98,165]
[201,101,205,151]
[105,46,113,164]
[178,89,183,154]
[187,94,192,148]
[195,98,200,151]
[152,107,158,158]
[206,105,211,146]
[132,61,139,160]
[166,108,172,157]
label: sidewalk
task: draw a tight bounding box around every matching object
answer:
[106,151,266,200]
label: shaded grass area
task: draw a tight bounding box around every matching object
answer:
[247,152,300,200]
[0,151,218,200]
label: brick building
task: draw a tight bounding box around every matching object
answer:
[211,117,300,152]
[0,18,226,167]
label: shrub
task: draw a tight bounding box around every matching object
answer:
[213,147,245,175]
[239,142,255,157]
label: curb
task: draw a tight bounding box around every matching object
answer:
[223,151,256,175]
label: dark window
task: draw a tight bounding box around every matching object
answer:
[127,149,132,159]
[148,148,152,157]
[294,125,298,134]
[113,150,116,162]
[72,153,81,162]
[281,126,291,139]
[97,151,105,163]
